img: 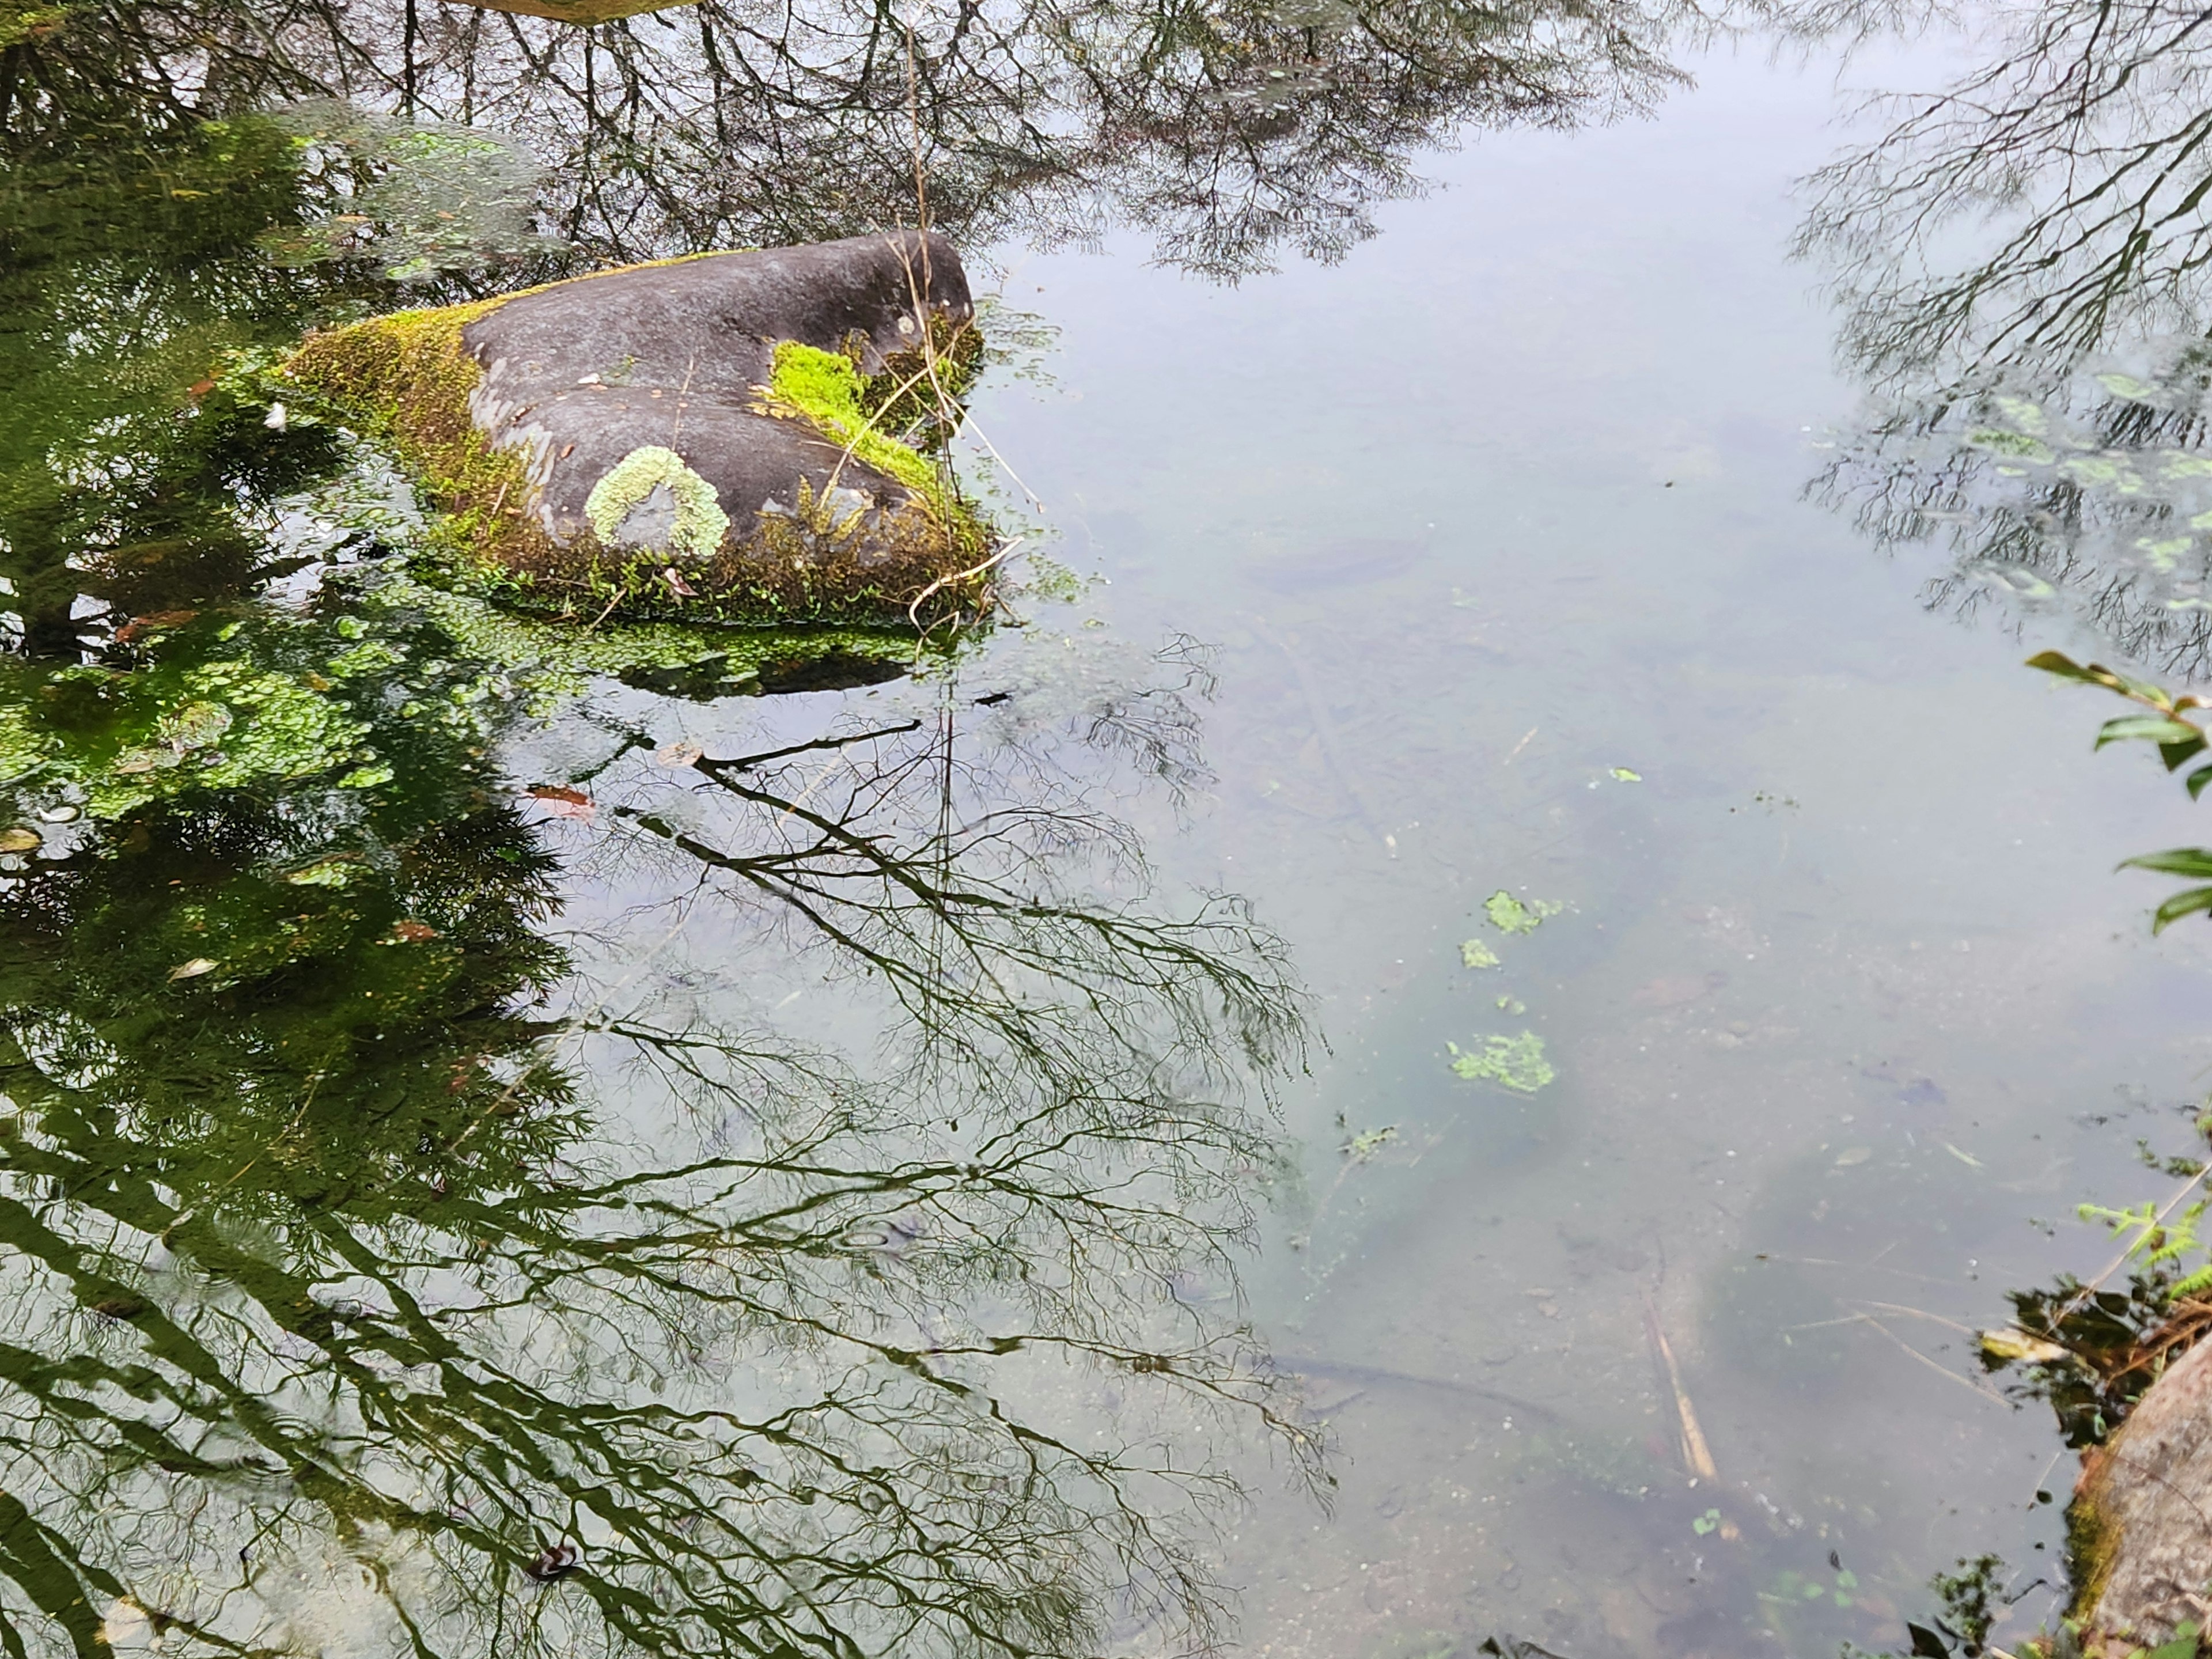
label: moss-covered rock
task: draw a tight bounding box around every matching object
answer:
[2069,1332,2212,1647]
[284,230,994,628]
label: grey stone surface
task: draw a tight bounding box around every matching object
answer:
[460,229,971,560]
[2075,1333,2212,1643]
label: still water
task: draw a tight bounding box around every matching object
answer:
[6,3,2212,1656]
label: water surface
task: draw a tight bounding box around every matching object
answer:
[4,6,2211,1658]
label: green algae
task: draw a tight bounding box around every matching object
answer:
[1459,938,1501,969]
[14,657,377,820]
[1484,889,1562,935]
[1448,1031,1555,1093]
[370,568,917,710]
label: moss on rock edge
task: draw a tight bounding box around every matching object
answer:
[283,269,997,629]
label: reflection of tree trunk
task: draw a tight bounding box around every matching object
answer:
[0,44,21,137]
[19,601,79,660]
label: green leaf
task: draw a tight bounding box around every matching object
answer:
[2027,650,2121,687]
[2118,849,2212,878]
[2152,886,2212,934]
[2161,734,2210,772]
[2096,716,2203,749]
[2184,763,2212,801]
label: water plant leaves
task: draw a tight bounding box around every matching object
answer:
[1483,891,1560,935]
[1460,938,1500,969]
[1340,1124,1397,1162]
[1447,1032,1554,1093]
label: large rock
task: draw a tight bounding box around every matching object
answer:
[287,230,993,626]
[2071,1332,2212,1646]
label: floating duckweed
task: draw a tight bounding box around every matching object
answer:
[159,701,233,750]
[1483,890,1562,935]
[0,706,53,784]
[326,639,404,678]
[1448,1031,1555,1094]
[1460,938,1501,969]
[376,570,914,711]
[584,445,732,559]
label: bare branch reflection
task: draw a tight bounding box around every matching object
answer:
[0,608,1319,1657]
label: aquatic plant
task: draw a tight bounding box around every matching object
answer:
[1448,1031,1555,1093]
[1483,889,1562,935]
[2028,650,2212,929]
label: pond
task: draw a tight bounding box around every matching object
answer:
[9,3,2212,1657]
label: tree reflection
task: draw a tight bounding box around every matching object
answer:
[3,0,1740,281]
[1800,2,2212,677]
[0,573,1315,1656]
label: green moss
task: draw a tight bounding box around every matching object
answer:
[2067,1477,2121,1630]
[283,297,547,577]
[764,341,941,501]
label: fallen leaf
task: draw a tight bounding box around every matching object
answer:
[1834,1146,1872,1167]
[1979,1327,2068,1365]
[168,957,219,982]
[527,784,596,821]
[652,741,706,768]
[661,567,700,599]
[0,827,39,854]
[391,920,440,943]
[114,609,196,643]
